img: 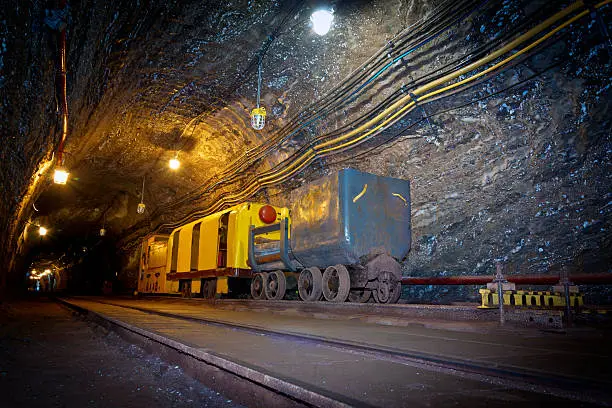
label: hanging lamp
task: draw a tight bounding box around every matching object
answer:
[250,55,266,130]
[311,9,334,36]
[99,212,106,236]
[137,176,146,214]
[169,152,180,170]
[53,168,69,184]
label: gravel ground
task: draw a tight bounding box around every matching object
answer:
[0,297,244,408]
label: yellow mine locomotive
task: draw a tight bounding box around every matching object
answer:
[138,168,411,304]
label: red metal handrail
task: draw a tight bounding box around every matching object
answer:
[401,273,612,285]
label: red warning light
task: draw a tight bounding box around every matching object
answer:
[258,205,277,224]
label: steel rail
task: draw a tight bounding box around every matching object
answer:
[71,297,612,405]
[57,297,355,408]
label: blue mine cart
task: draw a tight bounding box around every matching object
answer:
[249,168,411,304]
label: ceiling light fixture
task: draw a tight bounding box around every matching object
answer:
[311,9,334,36]
[53,168,69,184]
[38,226,48,236]
[169,155,180,170]
[100,212,106,236]
[137,176,146,214]
[250,55,266,130]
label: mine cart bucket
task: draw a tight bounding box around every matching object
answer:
[248,217,295,272]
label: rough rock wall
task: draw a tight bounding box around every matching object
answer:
[0,2,59,293]
[322,1,612,303]
[245,0,611,303]
[1,0,610,301]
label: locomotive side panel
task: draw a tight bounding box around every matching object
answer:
[227,211,240,268]
[197,216,220,271]
[162,203,290,296]
[176,224,194,273]
[166,214,222,277]
[147,237,169,293]
[165,231,181,294]
[148,240,168,269]
[139,234,169,294]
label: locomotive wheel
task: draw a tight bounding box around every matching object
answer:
[373,271,402,304]
[250,273,267,300]
[348,288,372,303]
[298,267,323,301]
[322,264,350,303]
[264,270,286,300]
[202,278,217,299]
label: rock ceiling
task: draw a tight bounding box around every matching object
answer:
[1,0,610,298]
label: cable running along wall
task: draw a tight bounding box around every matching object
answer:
[143,0,610,235]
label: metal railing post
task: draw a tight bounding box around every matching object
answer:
[495,263,506,326]
[560,266,573,327]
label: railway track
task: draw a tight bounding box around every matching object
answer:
[123,294,569,331]
[59,297,612,407]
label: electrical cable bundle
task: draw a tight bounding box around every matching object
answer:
[151,0,487,215]
[160,0,552,212]
[132,0,609,237]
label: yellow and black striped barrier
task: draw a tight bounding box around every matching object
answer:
[478,289,584,309]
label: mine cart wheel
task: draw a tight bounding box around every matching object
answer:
[373,271,402,304]
[250,273,267,300]
[264,270,286,300]
[322,265,350,303]
[202,278,217,299]
[298,267,323,301]
[348,288,372,303]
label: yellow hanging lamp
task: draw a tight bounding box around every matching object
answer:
[250,55,266,130]
[137,176,146,214]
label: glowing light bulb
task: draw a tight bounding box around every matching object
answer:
[169,158,180,170]
[100,228,106,237]
[38,226,47,236]
[54,169,69,184]
[311,9,334,36]
[137,202,146,214]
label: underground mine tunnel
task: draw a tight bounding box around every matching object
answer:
[1,0,611,406]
